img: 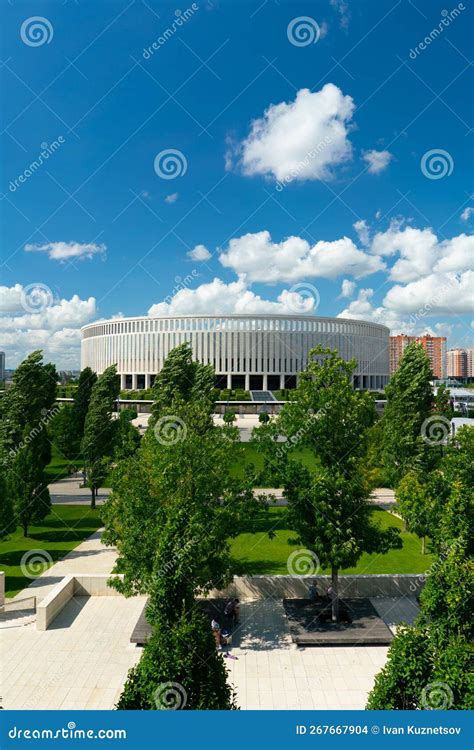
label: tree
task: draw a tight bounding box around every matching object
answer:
[102,400,257,598]
[150,343,215,422]
[278,347,401,621]
[117,607,237,710]
[367,457,474,710]
[223,410,236,425]
[81,365,119,508]
[0,472,14,540]
[258,411,270,424]
[9,444,51,536]
[114,409,141,462]
[52,367,98,460]
[382,343,434,486]
[0,351,57,536]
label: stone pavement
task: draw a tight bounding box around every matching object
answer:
[224,599,394,710]
[1,594,145,710]
[49,473,111,505]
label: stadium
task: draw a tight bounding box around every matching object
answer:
[81,314,390,392]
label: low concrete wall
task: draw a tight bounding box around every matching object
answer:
[208,574,425,600]
[36,574,125,630]
[37,575,75,631]
[74,574,124,596]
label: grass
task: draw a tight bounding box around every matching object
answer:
[44,446,80,483]
[0,505,103,597]
[229,506,435,575]
[229,443,319,486]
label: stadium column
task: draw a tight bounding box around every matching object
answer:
[263,374,268,390]
[245,374,250,391]
[132,374,138,390]
[120,374,126,390]
[279,374,285,390]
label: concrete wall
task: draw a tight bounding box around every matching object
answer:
[37,575,75,631]
[208,574,425,600]
[36,574,124,630]
[0,571,4,610]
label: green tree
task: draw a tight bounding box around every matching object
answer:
[9,444,51,536]
[117,607,237,710]
[368,467,474,709]
[114,409,141,462]
[0,472,14,539]
[81,365,119,508]
[382,343,433,486]
[223,410,236,425]
[0,351,57,535]
[278,347,401,620]
[150,343,215,422]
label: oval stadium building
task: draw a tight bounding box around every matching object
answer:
[81,314,390,392]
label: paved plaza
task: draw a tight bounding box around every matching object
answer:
[1,519,412,711]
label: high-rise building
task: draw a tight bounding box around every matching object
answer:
[447,349,467,378]
[389,334,447,379]
[447,347,474,379]
[0,351,5,382]
[466,348,474,377]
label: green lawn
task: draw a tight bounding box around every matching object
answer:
[229,442,320,486]
[44,446,80,483]
[0,505,103,597]
[229,506,434,575]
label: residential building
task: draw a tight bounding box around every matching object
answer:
[389,334,447,379]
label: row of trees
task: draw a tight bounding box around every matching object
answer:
[0,352,139,537]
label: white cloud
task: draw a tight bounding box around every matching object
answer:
[187,244,212,262]
[339,279,356,298]
[25,241,106,262]
[0,285,96,368]
[353,219,369,246]
[148,276,319,317]
[165,193,179,204]
[461,206,474,221]
[219,230,384,282]
[384,272,474,316]
[236,85,355,182]
[370,221,474,282]
[362,149,393,174]
[330,0,351,29]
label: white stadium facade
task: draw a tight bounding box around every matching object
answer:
[81,314,390,392]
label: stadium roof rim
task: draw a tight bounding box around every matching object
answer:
[81,314,389,333]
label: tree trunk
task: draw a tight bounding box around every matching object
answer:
[91,486,96,510]
[331,566,340,622]
[421,536,426,555]
[23,521,28,537]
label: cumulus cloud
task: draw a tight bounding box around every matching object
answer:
[353,219,370,246]
[25,241,106,262]
[148,276,319,317]
[235,85,355,182]
[339,279,356,298]
[219,230,384,282]
[0,284,96,368]
[165,193,179,204]
[362,149,393,174]
[187,244,212,262]
[371,221,474,283]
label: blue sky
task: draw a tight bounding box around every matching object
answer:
[1,0,473,367]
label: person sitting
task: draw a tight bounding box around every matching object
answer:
[211,618,221,649]
[224,598,240,621]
